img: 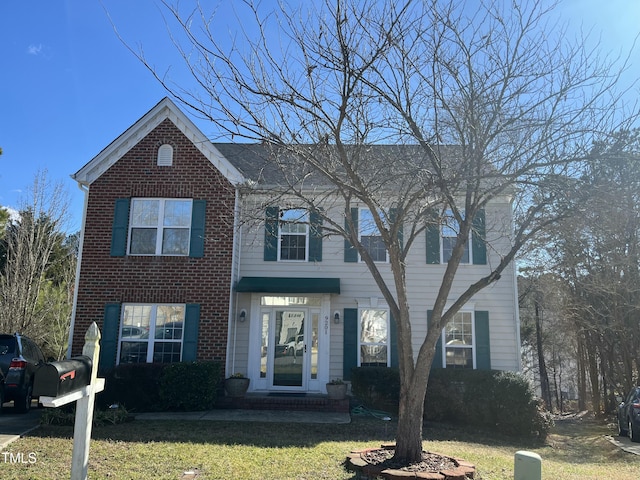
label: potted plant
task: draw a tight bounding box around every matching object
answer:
[224,373,250,398]
[326,378,347,400]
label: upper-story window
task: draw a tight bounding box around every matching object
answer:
[279,208,309,261]
[264,206,322,262]
[129,198,192,255]
[442,210,470,263]
[359,209,387,262]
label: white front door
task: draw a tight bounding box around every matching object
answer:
[251,295,328,392]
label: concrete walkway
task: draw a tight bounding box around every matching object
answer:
[135,409,351,424]
[605,435,640,455]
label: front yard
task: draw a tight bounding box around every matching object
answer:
[0,412,637,479]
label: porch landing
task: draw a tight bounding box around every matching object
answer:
[217,393,350,413]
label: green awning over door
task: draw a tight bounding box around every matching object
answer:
[235,277,340,294]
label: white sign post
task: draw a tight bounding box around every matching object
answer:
[39,322,105,480]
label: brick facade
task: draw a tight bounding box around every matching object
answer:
[71,119,235,363]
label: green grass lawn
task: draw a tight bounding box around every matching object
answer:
[0,412,638,479]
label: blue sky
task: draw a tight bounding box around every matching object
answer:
[1,0,638,233]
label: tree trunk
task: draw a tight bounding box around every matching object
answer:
[391,304,437,464]
[576,330,587,411]
[585,331,601,413]
[394,371,429,461]
[535,300,552,410]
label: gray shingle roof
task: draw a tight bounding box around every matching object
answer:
[213,143,464,187]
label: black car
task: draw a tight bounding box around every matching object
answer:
[617,386,640,442]
[0,333,45,413]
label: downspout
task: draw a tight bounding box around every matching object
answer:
[67,181,89,359]
[510,196,522,372]
[225,187,242,377]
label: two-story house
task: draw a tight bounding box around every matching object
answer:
[69,97,521,396]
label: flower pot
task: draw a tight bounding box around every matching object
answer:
[225,377,250,398]
[326,382,347,400]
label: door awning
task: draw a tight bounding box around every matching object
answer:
[235,277,341,294]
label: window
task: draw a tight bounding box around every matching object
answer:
[359,309,389,366]
[118,304,185,364]
[444,311,474,368]
[441,210,470,263]
[279,208,308,261]
[264,206,322,262]
[360,209,387,262]
[129,198,192,255]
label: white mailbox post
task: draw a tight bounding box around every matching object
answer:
[38,322,105,480]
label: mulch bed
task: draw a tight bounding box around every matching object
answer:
[346,444,476,479]
[361,448,458,472]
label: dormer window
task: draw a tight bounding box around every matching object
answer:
[157,144,174,166]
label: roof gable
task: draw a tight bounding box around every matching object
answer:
[72,97,244,186]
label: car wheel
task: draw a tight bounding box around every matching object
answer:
[619,417,629,436]
[15,384,32,414]
[628,418,640,443]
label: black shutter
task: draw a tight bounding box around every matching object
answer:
[110,199,130,257]
[264,206,279,261]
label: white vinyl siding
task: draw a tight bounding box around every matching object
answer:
[235,198,520,378]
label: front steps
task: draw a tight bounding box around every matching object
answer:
[217,393,350,413]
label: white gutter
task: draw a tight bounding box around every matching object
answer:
[67,181,89,359]
[225,187,243,377]
[511,197,522,372]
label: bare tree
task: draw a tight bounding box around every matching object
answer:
[0,170,71,337]
[127,0,636,462]
[541,130,640,412]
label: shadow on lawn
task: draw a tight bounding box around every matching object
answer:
[29,414,542,450]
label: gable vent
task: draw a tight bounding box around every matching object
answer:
[157,144,174,166]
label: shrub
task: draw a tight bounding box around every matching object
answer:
[99,363,167,412]
[158,361,221,411]
[351,366,552,440]
[98,361,222,412]
[425,369,552,440]
[40,404,132,427]
[350,367,400,413]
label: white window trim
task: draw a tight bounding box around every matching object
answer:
[440,310,476,369]
[278,208,309,262]
[117,303,185,365]
[128,198,193,256]
[359,208,389,263]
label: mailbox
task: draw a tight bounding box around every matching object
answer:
[33,355,93,398]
